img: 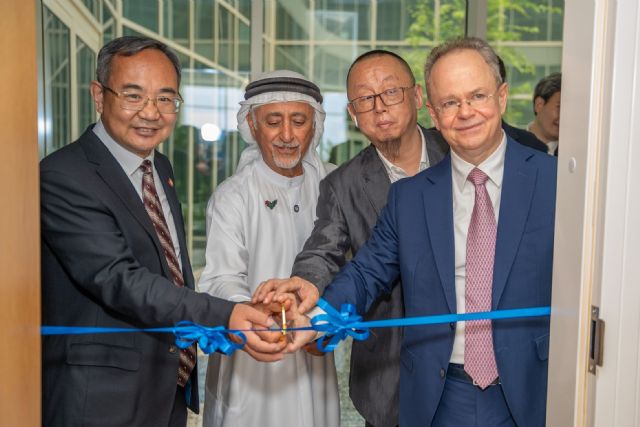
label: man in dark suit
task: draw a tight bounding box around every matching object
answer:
[41,36,287,427]
[255,50,448,427]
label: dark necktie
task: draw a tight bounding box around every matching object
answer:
[464,168,499,389]
[140,159,196,388]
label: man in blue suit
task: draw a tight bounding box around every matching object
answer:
[271,37,556,426]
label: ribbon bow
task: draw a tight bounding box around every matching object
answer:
[311,299,370,353]
[173,321,245,355]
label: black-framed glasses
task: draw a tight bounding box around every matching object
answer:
[349,86,413,113]
[102,85,183,114]
[433,86,502,117]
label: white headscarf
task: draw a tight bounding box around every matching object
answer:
[235,70,330,179]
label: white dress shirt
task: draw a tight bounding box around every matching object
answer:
[449,132,507,364]
[376,125,429,182]
[93,120,182,269]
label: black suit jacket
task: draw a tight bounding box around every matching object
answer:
[41,126,235,426]
[502,120,548,153]
[292,126,449,427]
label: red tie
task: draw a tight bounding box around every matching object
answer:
[464,168,499,389]
[140,160,196,387]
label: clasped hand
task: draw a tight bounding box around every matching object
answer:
[251,276,323,357]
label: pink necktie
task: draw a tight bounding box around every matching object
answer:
[464,168,499,389]
[140,160,196,388]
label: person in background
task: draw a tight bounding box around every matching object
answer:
[528,72,562,155]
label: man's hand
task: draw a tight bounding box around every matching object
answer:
[228,302,288,362]
[252,276,320,314]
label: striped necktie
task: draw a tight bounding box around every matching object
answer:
[140,159,196,388]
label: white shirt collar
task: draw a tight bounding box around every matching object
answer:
[93,120,154,176]
[451,131,507,194]
[376,125,429,181]
[526,121,558,155]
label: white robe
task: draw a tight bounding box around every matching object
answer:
[198,158,340,427]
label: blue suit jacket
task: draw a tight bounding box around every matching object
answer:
[323,137,557,427]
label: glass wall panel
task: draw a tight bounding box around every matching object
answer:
[76,37,97,134]
[274,45,308,75]
[102,2,116,42]
[377,0,415,40]
[274,0,310,40]
[217,6,235,69]
[160,53,192,233]
[237,0,251,19]
[163,0,190,47]
[487,0,564,127]
[123,0,158,32]
[81,0,101,21]
[314,0,371,41]
[42,6,71,155]
[179,62,245,269]
[194,0,214,58]
[38,2,566,424]
[405,0,466,44]
[238,21,251,72]
[313,45,354,90]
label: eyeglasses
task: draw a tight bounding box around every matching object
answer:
[349,86,413,113]
[102,85,183,114]
[433,88,501,117]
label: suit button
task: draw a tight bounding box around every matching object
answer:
[169,345,177,354]
[440,368,446,378]
[450,322,455,330]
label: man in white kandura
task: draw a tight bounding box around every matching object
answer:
[198,70,339,427]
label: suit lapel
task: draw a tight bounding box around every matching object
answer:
[80,131,173,280]
[493,139,537,308]
[420,125,449,167]
[422,155,456,313]
[360,146,391,215]
[154,156,194,289]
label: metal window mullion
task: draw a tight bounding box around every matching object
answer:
[211,69,219,190]
[158,0,164,38]
[214,1,219,63]
[466,0,488,39]
[371,0,377,48]
[189,0,194,52]
[69,33,79,140]
[268,0,275,70]
[308,0,314,80]
[187,111,194,256]
[115,0,123,37]
[250,0,263,79]
[233,7,239,72]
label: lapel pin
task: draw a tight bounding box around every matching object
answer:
[168,178,174,188]
[264,199,277,210]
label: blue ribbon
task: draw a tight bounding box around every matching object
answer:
[311,298,551,352]
[41,301,551,355]
[311,300,370,352]
[172,321,245,355]
[41,322,244,355]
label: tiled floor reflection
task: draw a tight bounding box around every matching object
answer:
[187,338,363,426]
